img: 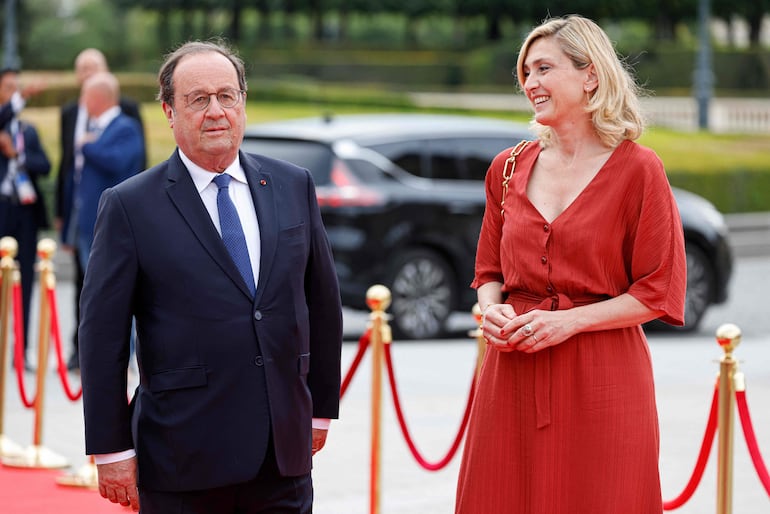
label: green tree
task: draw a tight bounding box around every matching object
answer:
[733,0,770,47]
[24,0,127,69]
[635,0,698,41]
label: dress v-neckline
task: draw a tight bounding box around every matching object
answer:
[524,141,625,225]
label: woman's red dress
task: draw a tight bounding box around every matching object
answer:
[455,140,687,514]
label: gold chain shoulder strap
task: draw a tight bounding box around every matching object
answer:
[500,140,530,219]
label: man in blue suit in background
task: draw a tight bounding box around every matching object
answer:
[60,71,144,272]
[78,41,343,513]
[0,68,50,367]
[55,48,146,371]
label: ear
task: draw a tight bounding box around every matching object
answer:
[162,101,175,127]
[584,63,598,93]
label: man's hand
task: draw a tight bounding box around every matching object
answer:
[96,457,140,512]
[20,80,45,100]
[78,130,100,147]
[311,428,328,455]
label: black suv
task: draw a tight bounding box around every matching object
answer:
[242,113,732,339]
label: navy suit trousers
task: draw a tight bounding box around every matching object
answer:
[138,438,313,514]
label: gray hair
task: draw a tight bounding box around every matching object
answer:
[157,40,247,107]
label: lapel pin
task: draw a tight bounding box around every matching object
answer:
[260,179,267,186]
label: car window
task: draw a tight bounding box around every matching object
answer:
[240,139,334,185]
[453,137,521,181]
[367,137,521,181]
[367,140,424,177]
[343,158,396,183]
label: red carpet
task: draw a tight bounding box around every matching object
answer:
[0,464,130,513]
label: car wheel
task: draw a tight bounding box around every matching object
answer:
[386,249,456,340]
[682,244,715,330]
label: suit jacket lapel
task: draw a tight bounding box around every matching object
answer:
[241,151,276,307]
[164,150,253,300]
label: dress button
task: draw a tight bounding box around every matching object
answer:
[541,256,547,264]
[253,310,262,321]
[543,224,550,232]
[546,286,553,293]
[254,356,264,366]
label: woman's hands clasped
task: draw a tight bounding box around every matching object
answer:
[481,304,573,353]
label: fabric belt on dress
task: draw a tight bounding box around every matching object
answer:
[507,292,607,429]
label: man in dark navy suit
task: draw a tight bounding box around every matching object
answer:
[79,41,343,513]
[0,68,50,366]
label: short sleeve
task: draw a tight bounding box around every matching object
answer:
[625,149,687,326]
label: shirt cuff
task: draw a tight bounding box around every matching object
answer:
[312,418,330,430]
[92,449,136,465]
[92,422,331,463]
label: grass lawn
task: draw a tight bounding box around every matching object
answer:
[639,128,770,175]
[24,101,420,171]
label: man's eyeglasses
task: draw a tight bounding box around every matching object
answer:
[183,88,245,111]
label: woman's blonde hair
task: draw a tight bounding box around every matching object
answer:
[515,15,646,148]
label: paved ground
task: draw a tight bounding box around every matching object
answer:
[1,268,769,513]
[2,329,769,513]
[4,235,770,512]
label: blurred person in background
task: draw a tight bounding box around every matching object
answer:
[0,68,50,370]
[56,48,145,371]
[63,71,144,273]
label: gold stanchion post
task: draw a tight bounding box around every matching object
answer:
[366,285,391,514]
[56,244,96,486]
[715,322,741,514]
[468,303,486,378]
[2,238,68,469]
[57,455,98,488]
[0,236,24,458]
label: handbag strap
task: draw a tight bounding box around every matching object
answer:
[500,140,530,218]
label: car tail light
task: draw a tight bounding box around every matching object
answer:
[316,158,385,207]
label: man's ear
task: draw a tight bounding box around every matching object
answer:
[162,102,174,127]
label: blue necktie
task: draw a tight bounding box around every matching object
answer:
[212,173,256,297]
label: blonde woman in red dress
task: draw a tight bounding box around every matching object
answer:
[455,15,686,514]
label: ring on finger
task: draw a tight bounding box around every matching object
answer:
[532,333,539,343]
[522,324,533,336]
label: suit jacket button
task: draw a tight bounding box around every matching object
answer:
[253,310,262,320]
[254,356,264,366]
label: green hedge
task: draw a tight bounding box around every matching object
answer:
[24,45,770,106]
[26,74,159,108]
[632,47,770,94]
[242,45,770,94]
[25,73,414,109]
[668,169,770,213]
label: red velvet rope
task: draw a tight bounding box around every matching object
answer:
[47,286,82,401]
[663,386,719,510]
[735,390,770,497]
[11,280,36,408]
[340,329,370,399]
[383,343,476,471]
